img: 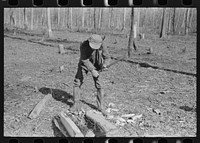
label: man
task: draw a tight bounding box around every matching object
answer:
[70,34,110,116]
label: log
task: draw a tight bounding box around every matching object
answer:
[59,111,84,137]
[85,129,95,137]
[28,94,52,119]
[85,110,118,136]
[53,117,69,137]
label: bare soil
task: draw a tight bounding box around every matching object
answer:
[4,28,196,137]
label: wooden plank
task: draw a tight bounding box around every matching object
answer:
[59,111,84,137]
[85,110,117,136]
[28,94,52,119]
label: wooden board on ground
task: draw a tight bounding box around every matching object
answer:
[28,94,52,119]
[85,110,119,137]
[58,111,84,137]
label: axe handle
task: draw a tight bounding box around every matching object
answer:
[106,55,126,69]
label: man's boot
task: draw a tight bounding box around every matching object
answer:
[96,89,107,116]
[70,86,81,114]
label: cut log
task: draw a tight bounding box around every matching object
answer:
[85,110,118,136]
[53,116,69,137]
[28,94,52,119]
[59,111,84,137]
[85,129,95,137]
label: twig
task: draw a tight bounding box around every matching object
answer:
[63,83,71,87]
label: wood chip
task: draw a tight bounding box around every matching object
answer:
[121,113,135,118]
[106,108,111,113]
[127,119,136,124]
[126,114,143,124]
[116,116,126,123]
[131,114,143,121]
[108,103,115,108]
[106,115,114,120]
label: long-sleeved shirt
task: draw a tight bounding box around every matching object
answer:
[79,40,110,72]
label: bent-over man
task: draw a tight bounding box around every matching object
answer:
[71,34,110,116]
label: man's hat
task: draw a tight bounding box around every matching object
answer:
[88,34,103,49]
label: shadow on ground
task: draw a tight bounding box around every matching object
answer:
[111,56,196,77]
[39,87,74,107]
[38,87,74,137]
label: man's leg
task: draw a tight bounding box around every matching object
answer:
[93,76,107,116]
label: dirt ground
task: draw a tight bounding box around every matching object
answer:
[4,28,196,137]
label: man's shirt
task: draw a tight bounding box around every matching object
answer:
[79,40,110,72]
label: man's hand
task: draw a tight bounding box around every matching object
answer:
[92,70,99,78]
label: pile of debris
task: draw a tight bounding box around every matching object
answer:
[27,92,141,137]
[105,103,143,127]
[53,109,121,137]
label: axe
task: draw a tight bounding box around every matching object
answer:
[102,55,127,71]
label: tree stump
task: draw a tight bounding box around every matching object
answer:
[59,65,64,73]
[59,44,65,54]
